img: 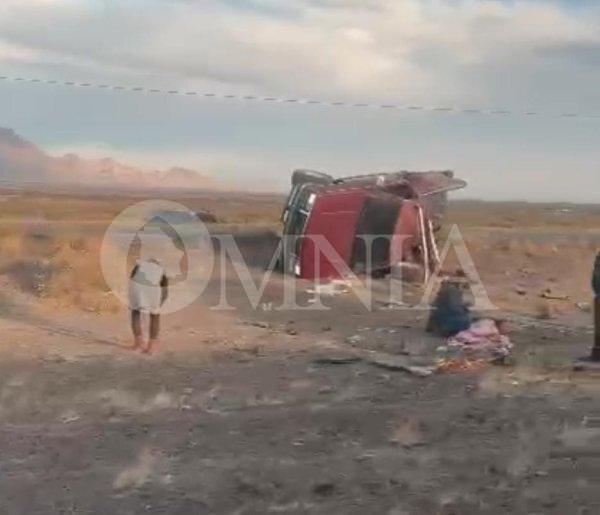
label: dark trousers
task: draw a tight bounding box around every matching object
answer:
[131,310,160,340]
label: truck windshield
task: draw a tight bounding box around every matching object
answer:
[284,186,313,235]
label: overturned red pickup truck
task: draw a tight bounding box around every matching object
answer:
[276,169,466,281]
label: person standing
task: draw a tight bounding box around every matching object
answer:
[127,219,186,354]
[129,258,169,354]
[590,252,600,361]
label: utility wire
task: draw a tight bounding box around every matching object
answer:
[1,74,599,120]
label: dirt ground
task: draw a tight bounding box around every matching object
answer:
[1,189,600,514]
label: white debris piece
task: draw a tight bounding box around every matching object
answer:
[306,279,351,299]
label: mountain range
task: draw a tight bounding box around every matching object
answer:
[0,127,215,190]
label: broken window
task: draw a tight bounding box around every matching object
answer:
[351,197,400,274]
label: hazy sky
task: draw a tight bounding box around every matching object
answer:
[1,0,599,201]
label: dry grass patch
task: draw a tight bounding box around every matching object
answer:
[0,228,121,313]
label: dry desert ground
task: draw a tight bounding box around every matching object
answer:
[0,188,599,514]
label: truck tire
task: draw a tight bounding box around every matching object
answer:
[291,169,333,187]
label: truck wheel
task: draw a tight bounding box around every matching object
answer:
[291,169,333,186]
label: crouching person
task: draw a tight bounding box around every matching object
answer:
[129,258,169,354]
[426,279,471,337]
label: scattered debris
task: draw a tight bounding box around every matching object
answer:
[373,326,399,334]
[436,358,488,374]
[377,299,408,310]
[364,351,435,377]
[60,412,81,424]
[313,355,362,365]
[314,345,434,377]
[576,302,592,313]
[306,280,351,299]
[346,335,363,345]
[245,321,271,329]
[541,288,569,301]
[515,286,527,296]
[436,318,513,372]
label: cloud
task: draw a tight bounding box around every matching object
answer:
[0,0,599,109]
[2,0,600,202]
[0,41,39,63]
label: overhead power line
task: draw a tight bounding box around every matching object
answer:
[1,74,598,120]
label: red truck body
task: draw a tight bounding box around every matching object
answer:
[279,170,466,281]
